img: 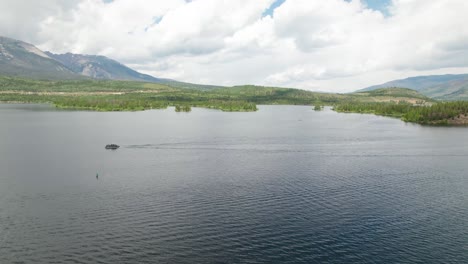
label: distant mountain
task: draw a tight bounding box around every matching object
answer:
[360,74,468,92]
[45,52,164,83]
[0,36,79,79]
[359,74,468,100]
[46,52,224,90]
[0,35,223,91]
[416,77,468,100]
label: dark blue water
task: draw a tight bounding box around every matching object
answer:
[0,104,467,263]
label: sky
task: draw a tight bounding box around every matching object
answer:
[1,0,468,92]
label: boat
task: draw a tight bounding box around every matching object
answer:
[105,144,120,150]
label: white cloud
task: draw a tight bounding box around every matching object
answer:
[1,0,468,92]
[0,0,78,43]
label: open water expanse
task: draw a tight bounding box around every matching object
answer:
[0,104,467,263]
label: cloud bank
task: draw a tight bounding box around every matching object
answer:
[1,0,468,92]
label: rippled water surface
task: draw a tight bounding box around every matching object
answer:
[1,104,467,263]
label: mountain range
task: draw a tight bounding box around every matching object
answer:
[0,36,221,90]
[1,35,468,100]
[0,36,78,79]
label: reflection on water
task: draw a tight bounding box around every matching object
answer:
[0,104,467,263]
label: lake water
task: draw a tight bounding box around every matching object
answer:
[0,104,467,263]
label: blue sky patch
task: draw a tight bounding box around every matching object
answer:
[263,0,391,18]
[262,0,286,18]
[345,0,391,15]
[363,0,391,15]
[144,16,163,32]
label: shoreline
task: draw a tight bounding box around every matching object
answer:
[2,101,468,126]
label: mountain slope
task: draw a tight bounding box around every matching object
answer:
[0,36,79,79]
[0,36,223,91]
[360,74,468,92]
[45,52,164,83]
[354,87,430,100]
[359,74,468,101]
[44,52,224,90]
[418,78,468,100]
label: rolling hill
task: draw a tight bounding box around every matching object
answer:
[353,87,431,102]
[359,74,468,101]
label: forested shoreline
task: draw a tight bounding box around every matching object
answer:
[1,76,468,125]
[334,101,468,125]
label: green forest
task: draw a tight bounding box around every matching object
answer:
[1,76,467,125]
[334,101,468,125]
